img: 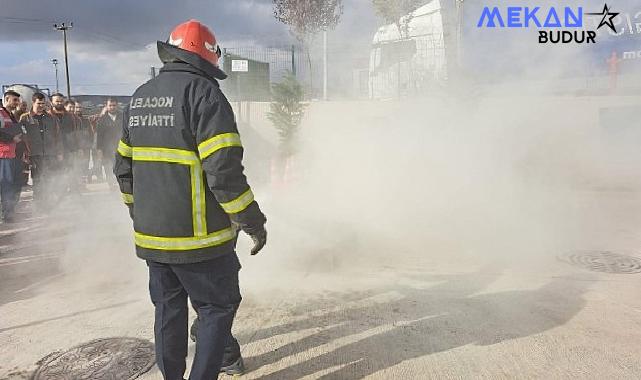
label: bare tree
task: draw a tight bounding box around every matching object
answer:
[274,0,344,41]
[273,0,344,96]
[372,0,422,38]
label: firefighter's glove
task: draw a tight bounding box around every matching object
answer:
[248,227,267,256]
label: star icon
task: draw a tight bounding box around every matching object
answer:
[586,4,620,33]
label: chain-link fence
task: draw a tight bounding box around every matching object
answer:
[220,42,372,102]
[221,45,311,101]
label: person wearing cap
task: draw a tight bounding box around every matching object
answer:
[114,19,267,379]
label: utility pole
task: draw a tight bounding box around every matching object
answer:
[456,0,464,69]
[291,45,296,76]
[54,22,73,98]
[51,59,59,93]
[323,31,328,101]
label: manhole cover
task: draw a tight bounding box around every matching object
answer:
[33,337,155,380]
[559,251,641,274]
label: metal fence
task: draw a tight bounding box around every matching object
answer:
[221,45,313,100]
[220,42,371,101]
[230,101,271,126]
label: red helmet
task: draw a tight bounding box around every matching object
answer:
[168,19,222,66]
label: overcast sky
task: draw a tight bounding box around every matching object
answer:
[0,0,380,95]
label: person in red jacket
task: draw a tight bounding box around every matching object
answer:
[0,91,24,222]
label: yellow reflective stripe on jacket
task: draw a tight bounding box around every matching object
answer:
[134,227,236,251]
[117,140,133,157]
[122,193,134,204]
[220,189,254,214]
[132,147,198,165]
[198,133,242,160]
[131,147,207,237]
[191,163,207,237]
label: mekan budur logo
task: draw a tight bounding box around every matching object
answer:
[477,3,620,44]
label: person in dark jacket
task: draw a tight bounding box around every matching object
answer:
[73,102,93,184]
[65,100,84,192]
[0,91,24,222]
[96,98,123,188]
[49,93,78,194]
[12,100,28,121]
[49,93,76,156]
[20,92,62,209]
[13,100,30,192]
[114,20,267,380]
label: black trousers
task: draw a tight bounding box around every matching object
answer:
[0,182,20,217]
[30,156,59,208]
[147,253,242,380]
[0,158,21,218]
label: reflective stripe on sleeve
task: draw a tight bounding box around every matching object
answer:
[198,133,242,160]
[122,193,134,204]
[219,188,254,214]
[117,140,133,157]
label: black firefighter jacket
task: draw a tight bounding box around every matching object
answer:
[114,41,266,264]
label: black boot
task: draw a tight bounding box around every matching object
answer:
[220,356,245,376]
[190,316,244,375]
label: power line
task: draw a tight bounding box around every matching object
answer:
[69,83,140,87]
[38,82,140,86]
[0,16,55,23]
[0,20,45,25]
[81,29,148,50]
[0,17,149,49]
[0,20,54,30]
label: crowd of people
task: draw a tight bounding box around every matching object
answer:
[0,89,124,222]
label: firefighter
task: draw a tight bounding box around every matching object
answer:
[114,20,267,380]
